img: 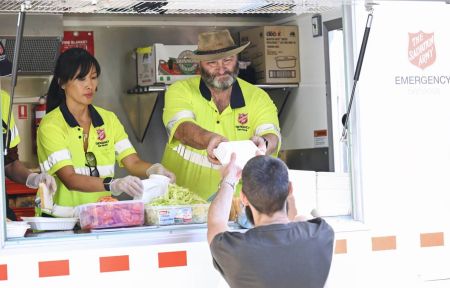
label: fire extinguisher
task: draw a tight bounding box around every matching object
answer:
[32,96,47,155]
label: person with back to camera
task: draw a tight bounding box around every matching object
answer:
[208,153,335,288]
[161,29,281,203]
[0,41,56,220]
[36,48,175,217]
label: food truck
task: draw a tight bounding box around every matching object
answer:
[0,0,449,287]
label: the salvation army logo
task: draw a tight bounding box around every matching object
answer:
[96,129,106,141]
[238,113,248,124]
[408,31,436,70]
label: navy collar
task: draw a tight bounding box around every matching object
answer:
[59,101,104,128]
[199,78,245,109]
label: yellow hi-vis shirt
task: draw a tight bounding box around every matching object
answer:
[37,102,136,207]
[162,76,281,200]
[1,90,20,148]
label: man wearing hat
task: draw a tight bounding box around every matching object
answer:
[161,29,281,201]
[0,40,56,220]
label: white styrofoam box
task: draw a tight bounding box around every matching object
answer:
[288,169,317,216]
[316,172,350,190]
[137,175,170,203]
[316,172,351,216]
[6,221,30,238]
[213,140,260,169]
[21,217,78,231]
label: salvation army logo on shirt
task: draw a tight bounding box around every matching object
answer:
[96,129,106,141]
[408,31,436,70]
[238,113,248,124]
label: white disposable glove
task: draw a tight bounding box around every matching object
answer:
[110,176,143,198]
[146,163,176,183]
[26,172,57,193]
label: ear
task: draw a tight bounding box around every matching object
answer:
[288,181,293,196]
[240,191,249,206]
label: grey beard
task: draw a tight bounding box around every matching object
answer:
[201,66,239,91]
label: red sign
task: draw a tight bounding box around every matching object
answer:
[408,31,436,70]
[17,104,27,120]
[61,31,95,55]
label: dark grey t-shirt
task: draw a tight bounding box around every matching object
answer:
[210,218,334,288]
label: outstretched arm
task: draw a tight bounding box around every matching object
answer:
[207,153,242,244]
[174,122,228,165]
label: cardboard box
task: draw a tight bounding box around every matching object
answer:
[136,44,200,86]
[239,26,300,84]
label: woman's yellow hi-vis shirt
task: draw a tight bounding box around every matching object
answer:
[37,102,136,207]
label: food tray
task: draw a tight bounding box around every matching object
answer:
[6,221,31,238]
[213,140,259,168]
[21,217,78,231]
[77,200,144,230]
[145,203,210,226]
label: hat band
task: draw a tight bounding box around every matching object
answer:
[194,45,239,56]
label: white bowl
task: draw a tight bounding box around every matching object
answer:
[213,140,260,169]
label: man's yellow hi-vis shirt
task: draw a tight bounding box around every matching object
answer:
[162,76,281,200]
[1,90,20,148]
[37,102,136,207]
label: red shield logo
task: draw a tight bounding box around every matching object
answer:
[96,129,106,141]
[408,31,436,70]
[238,113,248,124]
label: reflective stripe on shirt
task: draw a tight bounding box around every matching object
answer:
[173,144,221,170]
[255,123,281,140]
[40,149,71,172]
[74,165,115,177]
[166,110,196,136]
[115,138,133,155]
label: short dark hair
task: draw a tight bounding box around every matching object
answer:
[241,155,289,216]
[46,48,101,113]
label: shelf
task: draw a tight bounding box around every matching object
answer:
[127,83,298,94]
[256,83,299,89]
[126,85,167,94]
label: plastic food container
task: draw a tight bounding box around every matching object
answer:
[144,203,210,226]
[21,217,78,231]
[213,140,260,169]
[77,200,144,230]
[6,221,31,238]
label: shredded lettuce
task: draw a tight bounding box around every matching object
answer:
[148,184,207,206]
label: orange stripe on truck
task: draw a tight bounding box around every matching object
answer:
[0,264,7,281]
[39,260,70,277]
[335,239,348,254]
[99,255,130,272]
[420,232,444,247]
[372,236,397,251]
[158,251,187,268]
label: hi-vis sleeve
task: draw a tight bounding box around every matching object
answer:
[163,81,197,143]
[37,122,73,175]
[112,113,136,165]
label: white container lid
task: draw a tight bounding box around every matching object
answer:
[21,217,78,231]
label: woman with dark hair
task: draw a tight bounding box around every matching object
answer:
[37,48,175,217]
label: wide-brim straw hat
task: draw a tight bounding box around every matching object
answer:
[188,29,250,62]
